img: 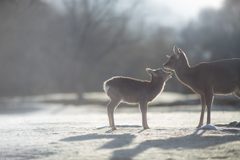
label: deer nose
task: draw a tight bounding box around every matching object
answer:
[167,73,172,75]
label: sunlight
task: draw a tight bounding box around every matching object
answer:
[144,0,224,27]
[149,0,224,19]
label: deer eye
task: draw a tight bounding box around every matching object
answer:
[170,55,175,60]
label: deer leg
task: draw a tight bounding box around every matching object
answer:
[139,101,149,129]
[197,94,206,128]
[107,99,120,130]
[205,90,214,125]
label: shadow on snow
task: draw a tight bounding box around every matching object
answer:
[60,129,240,160]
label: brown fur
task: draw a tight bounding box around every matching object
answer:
[163,46,240,127]
[103,68,171,130]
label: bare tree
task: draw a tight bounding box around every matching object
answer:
[61,0,140,103]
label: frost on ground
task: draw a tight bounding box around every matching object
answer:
[0,93,240,160]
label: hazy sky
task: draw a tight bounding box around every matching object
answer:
[147,0,224,19]
[140,0,224,27]
[45,0,224,28]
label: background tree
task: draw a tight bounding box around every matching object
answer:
[180,0,240,63]
[0,0,238,97]
[59,0,142,103]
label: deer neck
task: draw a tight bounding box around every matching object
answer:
[174,59,194,85]
[150,77,165,91]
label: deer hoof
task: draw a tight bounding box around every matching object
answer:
[111,127,117,130]
[144,126,150,130]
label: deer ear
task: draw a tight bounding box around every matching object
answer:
[146,68,153,75]
[179,48,184,53]
[173,45,180,59]
[173,45,179,55]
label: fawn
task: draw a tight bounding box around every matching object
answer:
[103,68,172,130]
[163,45,240,128]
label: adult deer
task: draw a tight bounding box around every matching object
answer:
[163,46,240,128]
[103,68,172,130]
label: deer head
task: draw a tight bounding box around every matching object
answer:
[146,68,172,81]
[163,45,189,71]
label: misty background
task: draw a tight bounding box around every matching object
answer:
[0,0,239,102]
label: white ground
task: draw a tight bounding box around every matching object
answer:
[0,93,240,160]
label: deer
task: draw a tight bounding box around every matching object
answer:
[103,68,172,130]
[163,45,240,128]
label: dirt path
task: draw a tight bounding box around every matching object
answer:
[0,102,240,160]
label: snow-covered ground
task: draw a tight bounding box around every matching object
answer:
[0,93,240,160]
